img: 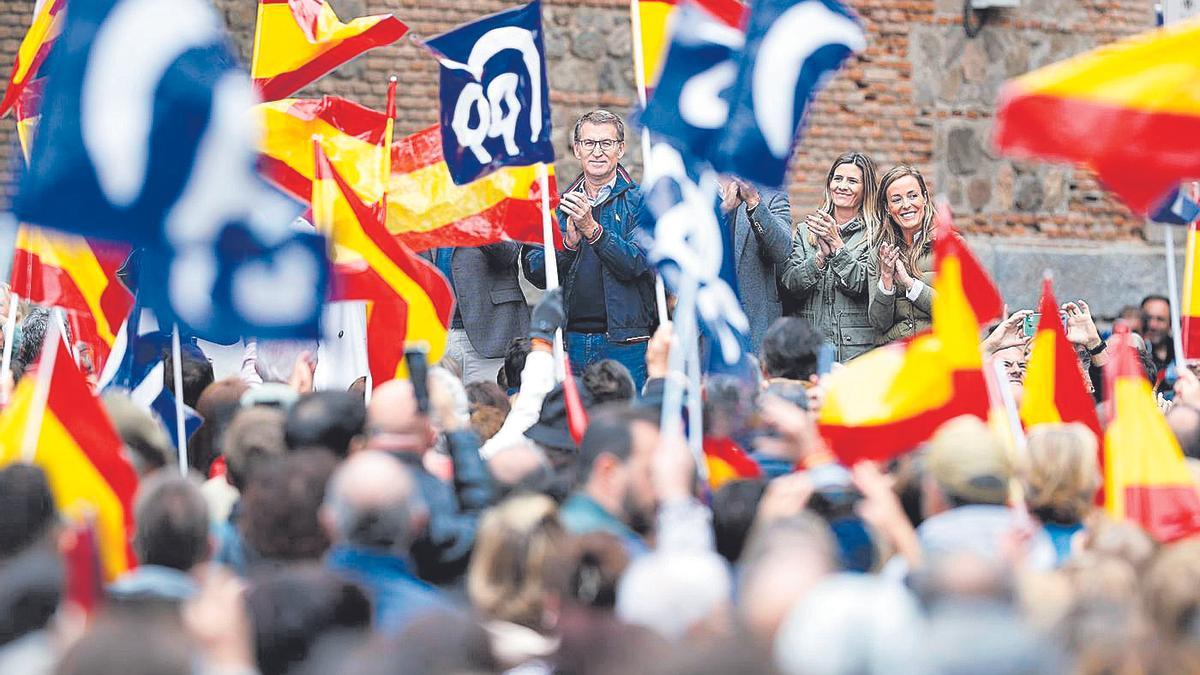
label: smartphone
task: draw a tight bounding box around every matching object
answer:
[405,346,431,415]
[1022,313,1041,337]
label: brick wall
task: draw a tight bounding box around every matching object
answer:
[0,0,1157,242]
[0,0,35,204]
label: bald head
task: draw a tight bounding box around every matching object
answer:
[489,442,552,497]
[323,450,423,552]
[366,380,432,454]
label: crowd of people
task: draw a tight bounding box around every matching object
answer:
[2,108,1200,674]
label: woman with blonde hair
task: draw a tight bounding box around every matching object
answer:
[868,165,938,343]
[779,152,882,361]
[468,494,567,670]
[1023,423,1101,565]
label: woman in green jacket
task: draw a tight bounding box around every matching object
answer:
[779,152,882,361]
[868,165,937,344]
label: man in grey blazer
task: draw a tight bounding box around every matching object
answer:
[433,244,530,383]
[719,178,794,352]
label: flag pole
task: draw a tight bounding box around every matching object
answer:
[685,314,708,482]
[53,309,77,367]
[536,162,567,380]
[660,276,697,441]
[1164,223,1187,372]
[1183,212,1199,361]
[0,291,19,404]
[171,325,188,475]
[21,317,60,464]
[628,0,671,325]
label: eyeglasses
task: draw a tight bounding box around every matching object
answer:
[576,138,622,152]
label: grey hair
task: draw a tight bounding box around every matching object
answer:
[616,550,732,642]
[254,339,319,384]
[429,366,470,431]
[572,109,625,143]
[324,463,426,553]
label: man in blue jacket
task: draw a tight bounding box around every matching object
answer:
[523,109,657,389]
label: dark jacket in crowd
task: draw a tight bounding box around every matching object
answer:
[395,430,496,585]
[522,165,657,343]
[727,190,793,353]
[440,243,530,359]
[780,217,875,361]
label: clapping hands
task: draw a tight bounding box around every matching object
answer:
[876,241,915,292]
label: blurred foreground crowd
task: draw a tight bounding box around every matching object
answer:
[3,280,1200,675]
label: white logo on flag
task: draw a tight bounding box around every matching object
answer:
[442,26,544,164]
[752,2,865,158]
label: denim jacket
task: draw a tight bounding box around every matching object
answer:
[522,165,658,343]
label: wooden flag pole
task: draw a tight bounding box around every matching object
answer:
[171,325,188,475]
[0,291,19,404]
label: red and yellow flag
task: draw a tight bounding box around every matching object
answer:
[13,78,44,161]
[0,338,139,582]
[11,227,134,373]
[255,98,562,251]
[0,0,64,117]
[1020,277,1103,444]
[994,17,1200,215]
[1103,327,1200,542]
[251,0,407,102]
[819,206,1000,464]
[313,145,454,383]
[703,437,762,491]
[1183,217,1200,361]
[634,0,745,96]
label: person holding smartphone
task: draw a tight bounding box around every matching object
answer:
[779,152,881,361]
[521,110,656,389]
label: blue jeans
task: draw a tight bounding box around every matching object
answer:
[565,331,648,392]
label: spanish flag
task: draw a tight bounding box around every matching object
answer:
[255,98,561,251]
[313,145,455,383]
[11,226,134,373]
[0,337,139,582]
[1019,277,1103,443]
[634,0,745,96]
[1103,327,1200,542]
[994,17,1200,215]
[1183,217,1200,361]
[0,0,64,117]
[703,437,762,491]
[251,0,408,102]
[818,206,1000,464]
[13,77,44,161]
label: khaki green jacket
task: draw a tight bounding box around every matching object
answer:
[868,244,934,344]
[778,218,875,361]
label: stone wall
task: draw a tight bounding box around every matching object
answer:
[0,0,1175,315]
